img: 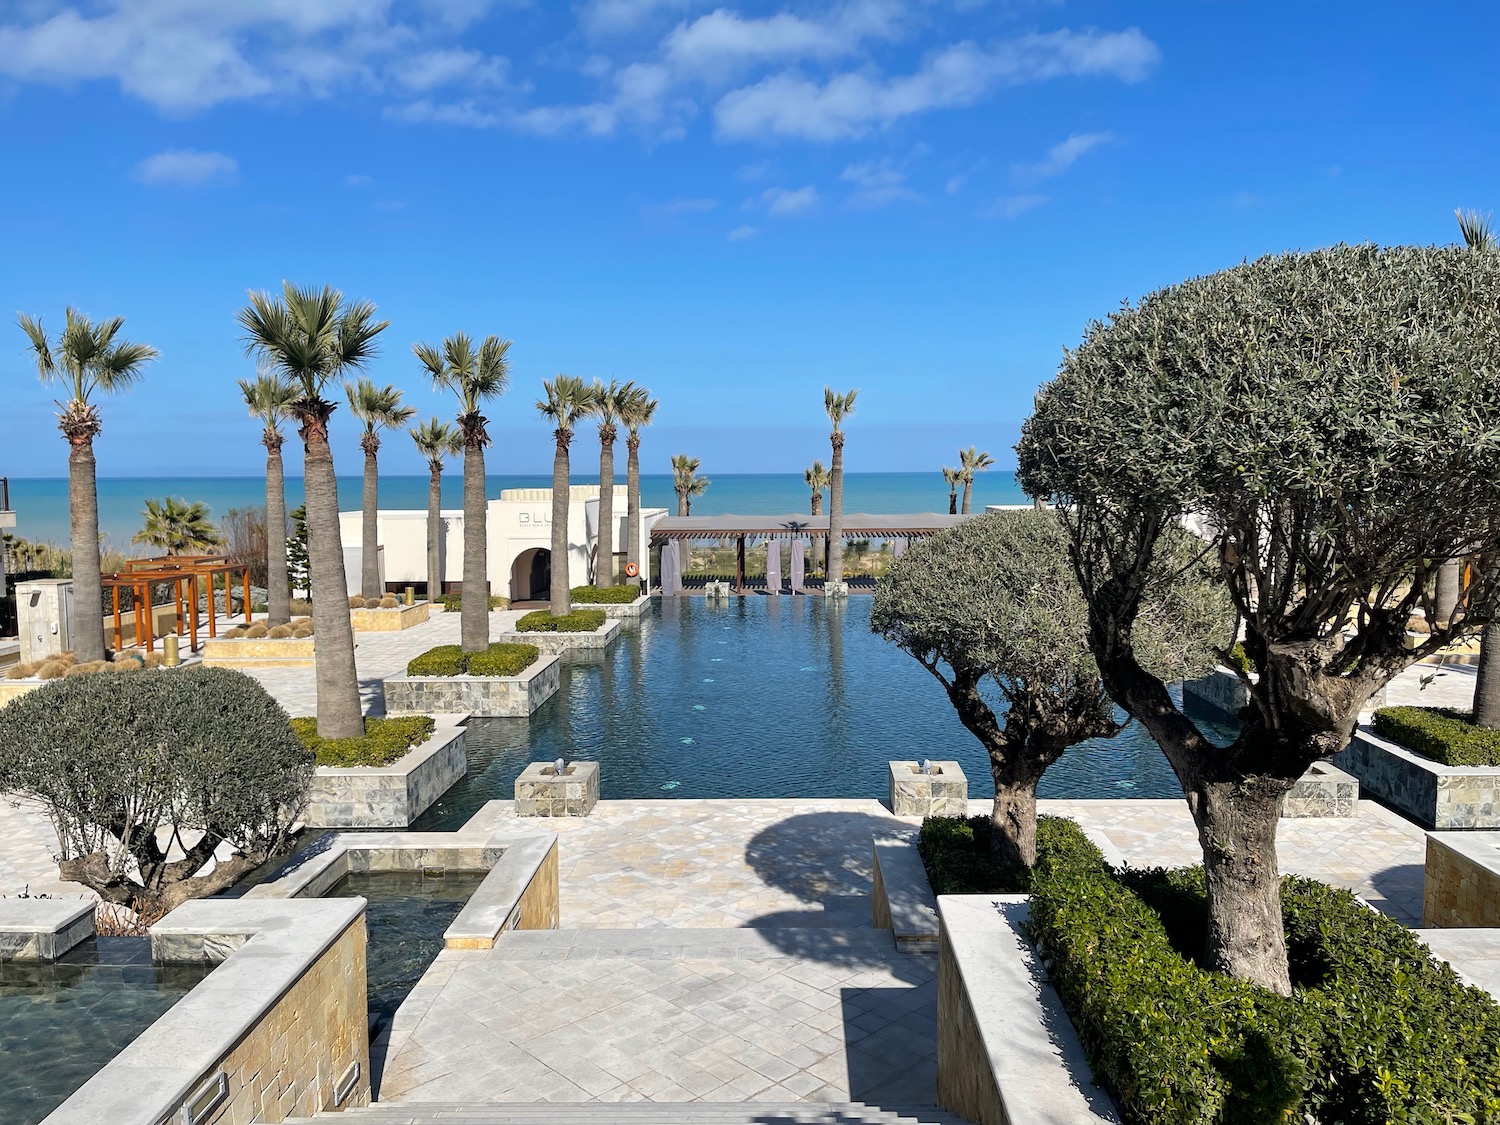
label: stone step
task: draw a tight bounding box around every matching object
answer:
[289,1101,970,1124]
[486,925,906,962]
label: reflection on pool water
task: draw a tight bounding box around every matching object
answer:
[414,597,1231,832]
[0,936,212,1125]
[323,870,486,1029]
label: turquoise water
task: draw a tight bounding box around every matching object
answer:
[4,472,1029,547]
[414,597,1217,832]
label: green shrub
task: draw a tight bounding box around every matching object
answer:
[1026,826,1500,1123]
[439,593,510,612]
[407,645,464,677]
[570,585,639,604]
[466,643,540,677]
[1227,641,1253,677]
[916,815,1030,894]
[292,715,436,767]
[515,608,607,633]
[1371,705,1500,766]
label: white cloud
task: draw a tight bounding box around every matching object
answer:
[759,185,819,215]
[728,224,758,241]
[1012,130,1111,184]
[661,4,902,74]
[945,173,967,194]
[715,29,1159,142]
[841,158,921,208]
[979,193,1046,219]
[390,47,508,91]
[737,159,776,182]
[132,148,239,187]
[388,98,503,127]
[643,196,719,217]
[580,0,703,36]
[344,173,374,188]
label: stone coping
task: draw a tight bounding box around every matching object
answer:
[0,898,95,961]
[871,833,939,953]
[44,897,364,1125]
[494,616,622,654]
[938,895,1120,1124]
[445,833,558,946]
[201,634,316,668]
[597,594,653,618]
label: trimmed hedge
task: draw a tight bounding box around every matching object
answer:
[1372,705,1500,766]
[515,608,607,633]
[439,593,510,612]
[292,715,436,767]
[1025,821,1500,1123]
[570,585,640,604]
[916,814,1032,894]
[405,642,540,678]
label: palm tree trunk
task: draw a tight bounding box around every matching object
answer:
[948,491,957,516]
[827,433,845,587]
[550,433,572,616]
[300,416,364,739]
[265,441,291,627]
[426,465,442,603]
[461,441,488,653]
[960,479,973,515]
[810,493,822,578]
[597,434,616,586]
[1475,622,1500,727]
[626,435,641,589]
[361,445,381,600]
[677,488,689,517]
[68,436,106,662]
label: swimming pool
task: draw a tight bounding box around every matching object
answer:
[414,597,1224,831]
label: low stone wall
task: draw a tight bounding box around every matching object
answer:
[0,678,43,707]
[304,722,468,828]
[0,899,95,961]
[871,834,939,953]
[446,834,560,947]
[1284,761,1359,817]
[384,654,561,718]
[201,636,316,669]
[515,760,600,817]
[494,617,622,655]
[1424,832,1500,927]
[44,898,370,1125]
[937,895,1120,1125]
[1334,726,1500,829]
[350,601,431,632]
[598,594,653,619]
[1182,666,1249,723]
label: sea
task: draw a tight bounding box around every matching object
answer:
[4,472,1031,548]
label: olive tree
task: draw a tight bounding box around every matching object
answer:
[0,668,313,916]
[1017,244,1500,994]
[872,510,1229,868]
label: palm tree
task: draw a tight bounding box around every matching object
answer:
[958,445,995,514]
[590,379,634,586]
[805,459,830,573]
[620,386,658,589]
[942,466,961,515]
[239,373,299,626]
[345,378,415,600]
[17,309,157,662]
[238,283,387,740]
[671,454,709,516]
[537,376,595,616]
[410,418,461,603]
[415,333,512,654]
[823,387,858,588]
[133,497,222,555]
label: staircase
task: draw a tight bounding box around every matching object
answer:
[289,1101,970,1123]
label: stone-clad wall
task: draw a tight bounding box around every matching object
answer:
[494,618,622,655]
[201,636,316,669]
[305,726,468,828]
[385,654,561,718]
[1424,834,1500,927]
[937,922,1006,1125]
[1182,667,1249,723]
[1335,728,1500,830]
[350,601,431,631]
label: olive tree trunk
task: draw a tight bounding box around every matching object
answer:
[551,432,572,616]
[597,433,616,585]
[68,436,106,661]
[626,435,642,589]
[461,441,488,653]
[300,416,364,739]
[265,438,291,627]
[360,443,382,600]
[426,464,443,603]
[827,432,846,586]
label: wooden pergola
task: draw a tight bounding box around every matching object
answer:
[105,554,253,653]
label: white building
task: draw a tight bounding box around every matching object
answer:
[339,485,667,601]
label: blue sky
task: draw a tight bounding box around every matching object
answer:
[0,2,1492,478]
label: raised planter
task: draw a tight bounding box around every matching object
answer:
[888,759,968,818]
[304,721,468,829]
[1284,761,1359,817]
[1423,832,1500,927]
[938,894,1120,1124]
[1182,666,1249,723]
[0,678,44,707]
[1334,725,1500,830]
[350,601,431,632]
[495,617,621,656]
[597,594,652,619]
[514,760,600,817]
[0,899,95,961]
[201,635,315,669]
[384,653,561,718]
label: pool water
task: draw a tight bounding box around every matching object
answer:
[323,870,486,1029]
[0,937,212,1125]
[414,597,1230,832]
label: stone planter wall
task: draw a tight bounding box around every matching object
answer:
[495,617,621,655]
[384,654,561,718]
[1182,666,1249,723]
[0,900,95,961]
[514,760,600,817]
[0,679,43,707]
[304,723,468,829]
[1423,833,1500,927]
[350,601,431,632]
[597,595,652,619]
[1334,726,1500,830]
[1284,762,1360,817]
[201,636,316,669]
[888,760,967,817]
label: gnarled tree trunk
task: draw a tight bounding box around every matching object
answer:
[426,463,443,603]
[300,414,364,739]
[360,438,382,600]
[827,432,846,586]
[461,439,488,653]
[68,435,106,661]
[265,436,291,627]
[551,431,572,616]
[626,434,642,589]
[598,430,616,586]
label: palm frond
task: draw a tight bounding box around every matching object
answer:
[410,417,461,466]
[1457,208,1496,251]
[823,385,859,429]
[345,377,415,434]
[620,385,658,434]
[537,374,593,432]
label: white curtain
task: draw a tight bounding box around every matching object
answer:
[789,539,806,594]
[893,537,908,560]
[661,540,682,596]
[765,539,782,595]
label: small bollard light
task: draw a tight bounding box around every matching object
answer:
[920,759,933,775]
[404,586,415,606]
[163,634,180,667]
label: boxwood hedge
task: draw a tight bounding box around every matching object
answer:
[916,814,1032,894]
[405,642,540,678]
[1371,705,1500,766]
[515,609,607,633]
[569,585,640,604]
[291,715,436,767]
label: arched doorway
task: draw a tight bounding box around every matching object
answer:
[510,548,551,602]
